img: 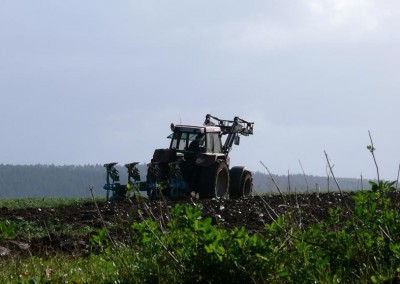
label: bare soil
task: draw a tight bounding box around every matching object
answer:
[0,192,356,258]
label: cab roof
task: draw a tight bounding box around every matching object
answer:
[173,125,221,134]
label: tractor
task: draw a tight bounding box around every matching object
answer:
[103,114,254,200]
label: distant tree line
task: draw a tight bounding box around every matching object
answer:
[252,171,370,194]
[0,164,106,198]
[0,164,370,198]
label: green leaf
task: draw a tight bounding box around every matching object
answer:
[371,275,379,283]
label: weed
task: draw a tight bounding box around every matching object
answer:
[0,220,16,243]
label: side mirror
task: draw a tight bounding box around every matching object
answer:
[234,136,240,145]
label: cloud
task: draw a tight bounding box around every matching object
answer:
[215,0,400,53]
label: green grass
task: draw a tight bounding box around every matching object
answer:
[0,254,101,283]
[9,220,94,239]
[0,197,103,240]
[0,197,105,209]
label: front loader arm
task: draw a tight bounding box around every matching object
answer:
[204,114,254,153]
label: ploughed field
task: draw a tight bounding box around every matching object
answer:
[0,192,358,258]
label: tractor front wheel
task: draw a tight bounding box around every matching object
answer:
[240,170,253,197]
[229,167,253,197]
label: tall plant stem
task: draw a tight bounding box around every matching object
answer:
[299,160,310,193]
[260,161,287,204]
[368,130,380,184]
[89,185,129,270]
[323,151,352,214]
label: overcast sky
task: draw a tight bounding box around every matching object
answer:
[1,1,399,181]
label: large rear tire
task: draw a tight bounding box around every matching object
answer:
[199,162,229,199]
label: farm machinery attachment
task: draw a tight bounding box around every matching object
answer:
[103,162,142,201]
[103,114,254,200]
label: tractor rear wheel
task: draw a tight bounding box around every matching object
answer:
[199,162,229,199]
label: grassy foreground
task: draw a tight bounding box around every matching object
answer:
[1,181,400,283]
[0,197,105,209]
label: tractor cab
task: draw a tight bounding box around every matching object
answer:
[169,125,223,155]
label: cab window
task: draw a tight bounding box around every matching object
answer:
[170,132,189,150]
